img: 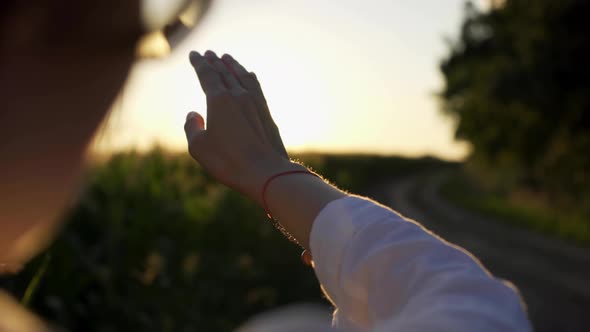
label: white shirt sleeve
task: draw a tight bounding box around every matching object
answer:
[309,195,532,332]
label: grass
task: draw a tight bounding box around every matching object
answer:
[4,149,587,330]
[441,170,590,247]
[0,150,447,332]
[21,253,51,307]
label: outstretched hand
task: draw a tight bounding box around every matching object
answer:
[184,51,302,204]
[185,50,346,249]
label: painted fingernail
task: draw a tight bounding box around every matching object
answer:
[204,51,217,65]
[219,55,234,73]
[301,250,313,267]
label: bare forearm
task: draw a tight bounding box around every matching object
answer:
[262,166,346,250]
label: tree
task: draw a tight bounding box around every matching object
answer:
[440,0,590,202]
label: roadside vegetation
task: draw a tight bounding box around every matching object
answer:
[438,0,590,248]
[0,150,445,332]
[441,168,590,247]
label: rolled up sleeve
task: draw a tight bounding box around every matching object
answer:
[309,195,532,332]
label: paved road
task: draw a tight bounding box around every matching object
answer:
[370,171,590,332]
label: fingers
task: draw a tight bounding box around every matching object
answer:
[184,111,206,153]
[204,51,244,93]
[189,51,225,95]
[219,54,272,121]
[187,51,287,158]
[221,54,289,158]
[221,54,264,97]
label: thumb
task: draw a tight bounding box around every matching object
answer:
[184,111,205,145]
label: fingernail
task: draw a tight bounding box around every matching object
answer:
[186,112,198,121]
[221,53,233,61]
[204,50,217,65]
[301,250,313,267]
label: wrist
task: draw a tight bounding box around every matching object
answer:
[242,157,307,206]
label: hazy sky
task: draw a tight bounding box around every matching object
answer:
[95,0,489,160]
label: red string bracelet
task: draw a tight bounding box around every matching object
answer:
[262,169,318,267]
[261,169,319,220]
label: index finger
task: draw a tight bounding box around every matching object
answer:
[221,54,265,99]
[189,51,226,95]
[221,53,249,77]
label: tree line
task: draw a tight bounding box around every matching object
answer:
[440,0,589,207]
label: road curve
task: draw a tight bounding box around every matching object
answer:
[370,170,590,332]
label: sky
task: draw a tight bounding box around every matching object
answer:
[93,0,491,161]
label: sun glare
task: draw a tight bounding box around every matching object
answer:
[93,0,471,161]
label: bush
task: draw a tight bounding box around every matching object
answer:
[4,150,322,331]
[2,150,445,331]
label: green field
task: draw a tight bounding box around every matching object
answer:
[0,150,446,331]
[3,149,588,330]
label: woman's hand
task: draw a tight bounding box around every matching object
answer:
[184,51,303,204]
[185,50,346,249]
